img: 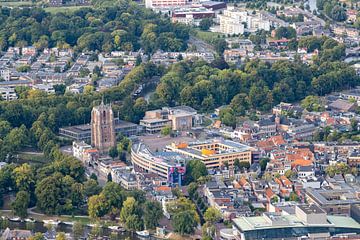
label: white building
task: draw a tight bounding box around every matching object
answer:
[72,141,92,160]
[219,7,271,35]
[145,0,186,9]
[0,87,17,101]
[172,7,215,26]
[32,84,56,94]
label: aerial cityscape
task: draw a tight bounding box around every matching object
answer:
[0,0,359,239]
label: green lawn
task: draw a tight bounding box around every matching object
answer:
[193,29,224,44]
[17,152,47,165]
[44,5,88,14]
[59,215,91,225]
[0,2,89,14]
[0,1,34,7]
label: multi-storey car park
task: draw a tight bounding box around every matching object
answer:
[166,139,256,169]
[131,142,187,186]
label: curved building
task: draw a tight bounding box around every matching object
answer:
[131,143,186,185]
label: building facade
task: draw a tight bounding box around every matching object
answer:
[91,101,116,154]
[131,143,186,185]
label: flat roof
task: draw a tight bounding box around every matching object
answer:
[140,118,170,123]
[60,119,138,134]
[133,143,187,167]
[233,214,360,232]
[175,139,253,157]
[297,204,326,214]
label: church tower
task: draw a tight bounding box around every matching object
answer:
[91,100,116,154]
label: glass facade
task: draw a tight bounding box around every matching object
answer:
[239,226,360,240]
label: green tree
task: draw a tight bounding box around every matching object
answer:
[29,233,45,240]
[120,197,143,230]
[219,108,236,128]
[84,179,101,197]
[143,200,163,229]
[289,192,299,201]
[16,65,31,73]
[109,146,118,159]
[213,38,227,55]
[204,207,221,224]
[56,232,66,240]
[230,93,249,116]
[72,222,84,239]
[185,160,208,184]
[70,182,84,207]
[11,191,30,218]
[0,121,11,139]
[275,27,297,39]
[107,172,112,182]
[284,170,296,179]
[161,125,172,136]
[13,163,35,192]
[88,194,109,219]
[199,18,213,31]
[172,210,198,235]
[187,182,198,198]
[331,5,346,21]
[101,182,124,209]
[260,158,269,171]
[301,95,324,112]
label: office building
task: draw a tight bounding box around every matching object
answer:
[140,106,202,133]
[232,205,360,240]
[59,119,141,141]
[305,188,360,215]
[145,0,186,9]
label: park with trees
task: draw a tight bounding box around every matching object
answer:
[0,1,190,54]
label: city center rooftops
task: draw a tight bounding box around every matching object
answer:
[297,204,326,214]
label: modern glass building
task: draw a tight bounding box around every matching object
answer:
[232,205,360,240]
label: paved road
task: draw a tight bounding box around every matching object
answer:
[188,35,216,54]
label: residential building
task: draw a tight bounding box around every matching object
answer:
[219,7,271,35]
[348,151,360,168]
[32,84,55,94]
[0,87,17,101]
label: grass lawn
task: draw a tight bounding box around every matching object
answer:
[0,1,34,7]
[59,215,91,225]
[0,2,89,14]
[17,152,47,165]
[44,5,88,14]
[193,29,224,44]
